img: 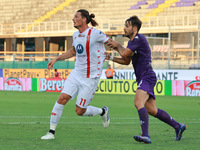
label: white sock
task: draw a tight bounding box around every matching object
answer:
[82,106,103,116]
[50,102,64,130]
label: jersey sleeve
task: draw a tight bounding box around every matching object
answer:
[95,29,109,43]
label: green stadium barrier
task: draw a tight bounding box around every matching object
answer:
[32,78,39,91]
[164,80,172,95]
[0,61,75,69]
[0,61,109,69]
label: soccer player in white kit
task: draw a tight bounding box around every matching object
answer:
[41,9,110,140]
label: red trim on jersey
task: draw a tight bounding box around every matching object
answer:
[86,29,92,78]
[104,38,110,44]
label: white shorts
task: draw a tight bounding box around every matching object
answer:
[61,70,99,108]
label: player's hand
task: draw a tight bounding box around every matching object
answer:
[106,39,118,49]
[104,52,110,60]
[47,58,57,70]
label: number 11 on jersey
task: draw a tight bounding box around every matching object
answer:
[79,98,86,106]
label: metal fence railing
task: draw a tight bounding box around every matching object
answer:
[0,51,63,62]
[0,14,199,35]
[0,17,200,70]
[109,26,200,69]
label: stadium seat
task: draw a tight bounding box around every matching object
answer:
[0,0,199,29]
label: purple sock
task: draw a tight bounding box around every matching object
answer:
[154,109,180,130]
[138,107,149,137]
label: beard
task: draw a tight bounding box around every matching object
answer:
[124,33,129,38]
[124,31,134,39]
[124,32,131,38]
[73,23,79,29]
[73,22,83,29]
[74,25,78,29]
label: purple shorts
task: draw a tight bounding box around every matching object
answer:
[137,70,157,100]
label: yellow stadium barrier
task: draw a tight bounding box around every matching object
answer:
[142,0,178,22]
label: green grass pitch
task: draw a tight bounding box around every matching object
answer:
[0,91,199,150]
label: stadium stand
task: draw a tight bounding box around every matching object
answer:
[0,0,59,24]
[0,0,199,69]
[0,0,199,35]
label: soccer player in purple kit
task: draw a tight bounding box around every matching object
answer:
[106,15,186,144]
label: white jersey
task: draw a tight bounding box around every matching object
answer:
[72,27,109,78]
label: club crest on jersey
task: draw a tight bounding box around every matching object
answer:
[76,44,84,54]
[99,31,105,35]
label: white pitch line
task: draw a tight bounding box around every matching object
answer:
[0,116,200,120]
[2,121,200,125]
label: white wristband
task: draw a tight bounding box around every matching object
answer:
[110,56,114,61]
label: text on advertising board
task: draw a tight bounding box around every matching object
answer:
[185,81,200,96]
[4,78,22,91]
[3,69,72,78]
[39,78,66,92]
[96,80,164,95]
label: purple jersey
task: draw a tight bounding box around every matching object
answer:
[127,33,153,80]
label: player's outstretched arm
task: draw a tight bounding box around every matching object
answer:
[47,47,76,70]
[105,52,131,65]
[106,39,133,59]
[106,39,125,52]
[112,56,131,65]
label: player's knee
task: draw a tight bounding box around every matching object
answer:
[75,108,85,116]
[134,101,141,110]
[150,109,157,116]
[148,110,157,116]
[76,111,83,116]
[146,107,157,116]
[57,94,70,105]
